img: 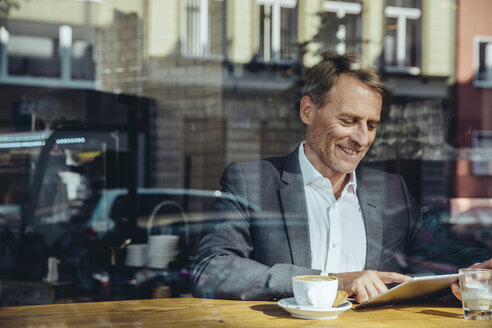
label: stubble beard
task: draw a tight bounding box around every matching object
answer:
[314,141,368,175]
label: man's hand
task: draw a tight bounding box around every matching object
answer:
[451,258,492,301]
[331,270,410,304]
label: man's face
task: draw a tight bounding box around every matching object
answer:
[300,74,382,177]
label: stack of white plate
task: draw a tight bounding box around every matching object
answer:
[146,235,179,269]
[125,244,147,267]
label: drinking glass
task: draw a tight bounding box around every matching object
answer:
[459,268,492,320]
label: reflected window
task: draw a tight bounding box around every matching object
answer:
[8,35,60,78]
[71,40,95,80]
[182,0,224,57]
[473,131,492,176]
[384,2,421,74]
[321,1,361,55]
[258,0,297,62]
[475,37,492,88]
[33,132,125,225]
[386,0,419,6]
[0,23,95,84]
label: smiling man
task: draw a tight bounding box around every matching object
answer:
[192,52,491,303]
[301,72,382,198]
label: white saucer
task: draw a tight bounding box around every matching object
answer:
[277,297,352,320]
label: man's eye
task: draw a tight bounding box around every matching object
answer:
[368,123,378,130]
[341,119,354,125]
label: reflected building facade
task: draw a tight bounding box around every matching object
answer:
[451,0,492,227]
[0,0,489,216]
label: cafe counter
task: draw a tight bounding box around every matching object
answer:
[0,297,489,327]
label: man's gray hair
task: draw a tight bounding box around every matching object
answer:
[303,52,385,107]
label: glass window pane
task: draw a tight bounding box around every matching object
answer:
[477,41,492,83]
[386,0,418,7]
[478,42,487,81]
[8,35,60,77]
[183,0,223,57]
[344,13,360,53]
[184,0,201,55]
[316,11,360,55]
[385,17,398,66]
[405,18,418,67]
[258,3,296,62]
[259,4,272,60]
[71,40,94,80]
[208,0,224,55]
[280,7,295,60]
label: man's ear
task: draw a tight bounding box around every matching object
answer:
[300,95,315,125]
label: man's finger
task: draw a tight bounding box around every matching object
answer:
[372,277,389,295]
[450,282,462,301]
[376,271,411,284]
[354,288,369,304]
[364,282,386,301]
[334,270,407,304]
[471,258,492,269]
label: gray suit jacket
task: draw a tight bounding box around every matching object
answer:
[191,147,489,300]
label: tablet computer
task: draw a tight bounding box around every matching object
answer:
[355,273,459,309]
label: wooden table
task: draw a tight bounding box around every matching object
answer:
[0,297,489,327]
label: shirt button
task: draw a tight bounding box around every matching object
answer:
[331,243,338,248]
[332,204,336,209]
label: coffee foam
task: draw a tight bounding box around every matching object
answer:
[293,275,336,282]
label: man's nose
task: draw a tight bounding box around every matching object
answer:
[351,124,369,146]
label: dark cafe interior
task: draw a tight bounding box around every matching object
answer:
[0,0,491,326]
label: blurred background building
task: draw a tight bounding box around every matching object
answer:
[0,0,491,305]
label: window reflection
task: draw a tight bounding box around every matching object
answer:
[8,35,59,77]
[0,0,490,307]
[321,1,361,55]
[71,40,94,80]
[384,4,421,74]
[475,38,492,87]
[258,0,297,62]
[182,0,224,57]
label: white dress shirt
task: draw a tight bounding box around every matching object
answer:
[298,142,367,273]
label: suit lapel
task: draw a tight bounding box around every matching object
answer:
[279,148,311,267]
[277,151,385,270]
[356,167,383,270]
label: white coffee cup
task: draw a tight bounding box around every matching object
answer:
[292,275,338,307]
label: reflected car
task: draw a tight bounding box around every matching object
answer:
[448,206,492,252]
[86,188,260,245]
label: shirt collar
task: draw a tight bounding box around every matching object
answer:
[298,141,358,193]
